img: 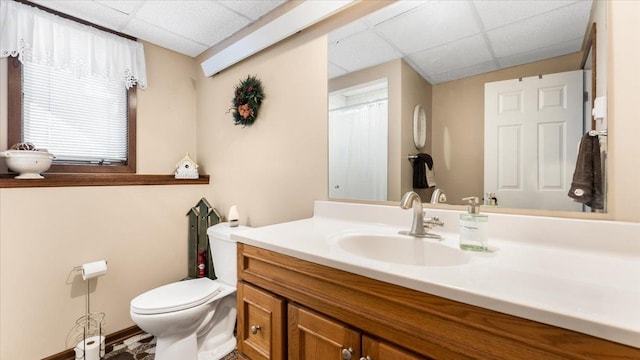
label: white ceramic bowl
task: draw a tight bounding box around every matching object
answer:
[1,150,54,179]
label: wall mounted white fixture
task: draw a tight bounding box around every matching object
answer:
[200,0,355,77]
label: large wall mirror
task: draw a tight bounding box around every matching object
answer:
[327,0,607,214]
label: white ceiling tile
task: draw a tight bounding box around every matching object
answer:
[473,0,584,31]
[96,0,143,15]
[136,0,250,46]
[29,0,130,32]
[408,34,493,76]
[218,0,285,21]
[328,61,348,79]
[487,1,591,58]
[361,0,428,27]
[497,38,583,69]
[375,0,481,54]
[429,60,499,84]
[328,19,368,44]
[124,18,208,57]
[328,30,401,73]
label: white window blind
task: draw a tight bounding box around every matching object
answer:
[22,61,128,164]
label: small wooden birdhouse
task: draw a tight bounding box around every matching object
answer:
[175,153,199,179]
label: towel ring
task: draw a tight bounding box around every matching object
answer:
[413,104,427,149]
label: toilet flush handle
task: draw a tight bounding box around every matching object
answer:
[251,325,261,334]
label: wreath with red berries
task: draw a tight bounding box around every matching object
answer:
[231,75,265,126]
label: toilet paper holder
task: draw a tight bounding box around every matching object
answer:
[72,261,108,359]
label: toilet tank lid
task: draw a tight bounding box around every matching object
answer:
[130,278,221,315]
[207,222,250,242]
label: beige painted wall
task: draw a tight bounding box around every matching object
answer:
[194,35,328,227]
[400,60,433,202]
[431,52,583,205]
[0,42,207,359]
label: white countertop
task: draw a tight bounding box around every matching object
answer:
[232,201,640,348]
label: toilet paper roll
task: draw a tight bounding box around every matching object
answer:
[81,261,107,280]
[74,335,105,360]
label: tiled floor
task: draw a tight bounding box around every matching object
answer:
[103,333,238,360]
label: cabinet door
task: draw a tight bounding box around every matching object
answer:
[289,304,361,360]
[237,282,286,360]
[362,335,429,360]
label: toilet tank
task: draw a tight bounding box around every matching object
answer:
[207,223,250,286]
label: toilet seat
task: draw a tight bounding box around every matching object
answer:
[131,278,221,315]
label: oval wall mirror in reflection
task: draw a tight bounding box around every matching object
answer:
[413,105,427,149]
[327,0,607,214]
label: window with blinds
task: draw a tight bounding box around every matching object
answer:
[21,61,129,165]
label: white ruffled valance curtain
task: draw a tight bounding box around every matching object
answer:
[0,0,147,89]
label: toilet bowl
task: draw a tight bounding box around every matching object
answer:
[130,223,248,360]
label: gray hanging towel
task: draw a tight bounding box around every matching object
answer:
[412,153,433,189]
[568,133,604,209]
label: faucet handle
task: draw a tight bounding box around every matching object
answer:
[424,216,444,228]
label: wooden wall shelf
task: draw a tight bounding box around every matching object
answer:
[0,174,210,188]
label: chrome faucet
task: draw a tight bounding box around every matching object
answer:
[399,191,444,239]
[430,188,447,204]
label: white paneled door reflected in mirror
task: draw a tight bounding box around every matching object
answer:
[327,0,606,213]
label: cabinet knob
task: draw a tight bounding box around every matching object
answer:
[250,325,261,334]
[341,347,353,360]
[360,357,372,360]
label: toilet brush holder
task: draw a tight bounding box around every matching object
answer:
[74,312,105,360]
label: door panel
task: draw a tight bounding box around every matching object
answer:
[485,70,583,211]
[362,335,429,360]
[288,304,360,360]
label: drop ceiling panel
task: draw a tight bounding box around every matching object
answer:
[328,62,348,80]
[497,38,583,69]
[328,19,368,45]
[428,60,499,85]
[96,0,143,15]
[124,18,208,57]
[473,0,579,31]
[375,1,481,54]
[408,34,493,76]
[219,0,285,21]
[328,30,401,74]
[360,0,427,27]
[30,0,130,32]
[135,0,249,46]
[487,2,590,58]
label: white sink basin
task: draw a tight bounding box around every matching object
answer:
[336,233,471,266]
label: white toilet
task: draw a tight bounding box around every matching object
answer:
[130,223,248,360]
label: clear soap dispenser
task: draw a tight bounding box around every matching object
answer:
[459,197,488,251]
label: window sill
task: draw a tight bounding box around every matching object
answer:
[0,173,210,188]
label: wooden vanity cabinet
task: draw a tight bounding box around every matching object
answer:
[288,304,361,360]
[237,243,640,359]
[237,282,286,360]
[362,335,428,360]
